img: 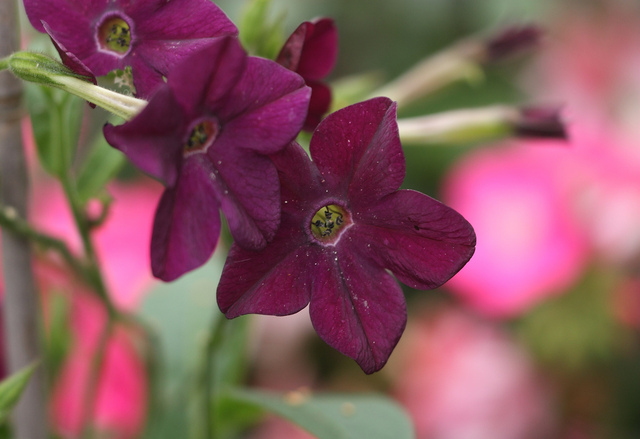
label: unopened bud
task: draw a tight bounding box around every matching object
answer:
[485,25,543,62]
[8,51,146,121]
[512,105,567,139]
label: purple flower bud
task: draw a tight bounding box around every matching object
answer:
[486,25,543,62]
[276,18,338,131]
[514,105,568,139]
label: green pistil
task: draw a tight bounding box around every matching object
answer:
[311,204,349,241]
[99,17,131,54]
[184,120,219,155]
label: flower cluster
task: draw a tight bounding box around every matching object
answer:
[23,0,475,372]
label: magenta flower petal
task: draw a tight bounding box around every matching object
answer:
[25,0,96,33]
[134,0,237,40]
[217,57,311,154]
[103,86,185,186]
[150,156,221,281]
[25,0,238,97]
[311,98,405,201]
[276,18,338,131]
[218,225,314,318]
[217,98,475,373]
[105,37,310,281]
[42,21,96,85]
[213,149,280,249]
[295,19,339,81]
[305,81,332,131]
[276,19,338,79]
[309,244,407,374]
[165,36,246,117]
[352,190,476,290]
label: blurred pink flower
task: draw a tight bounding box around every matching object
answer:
[525,2,640,264]
[442,143,589,316]
[21,122,159,436]
[526,3,640,125]
[393,309,556,439]
[49,292,147,439]
[571,132,640,264]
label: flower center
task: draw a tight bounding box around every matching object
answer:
[97,16,132,54]
[183,119,220,156]
[310,204,352,244]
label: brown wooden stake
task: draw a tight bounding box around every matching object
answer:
[0,0,48,437]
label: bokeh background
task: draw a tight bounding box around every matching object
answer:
[7,0,640,438]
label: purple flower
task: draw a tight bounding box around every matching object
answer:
[217,97,476,374]
[276,18,338,131]
[24,0,238,97]
[103,37,311,281]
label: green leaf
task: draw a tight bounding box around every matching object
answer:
[25,84,61,176]
[238,0,285,59]
[224,389,415,439]
[24,83,83,178]
[44,293,72,383]
[139,252,229,439]
[75,134,127,203]
[0,363,39,424]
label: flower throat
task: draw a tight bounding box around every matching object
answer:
[98,17,131,54]
[310,204,351,243]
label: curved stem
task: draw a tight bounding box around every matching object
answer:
[80,315,114,439]
[0,204,86,278]
[200,314,229,439]
[58,144,116,319]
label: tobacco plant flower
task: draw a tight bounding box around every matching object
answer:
[104,37,311,281]
[24,0,238,97]
[276,18,338,131]
[217,97,475,373]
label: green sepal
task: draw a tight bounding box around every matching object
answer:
[239,0,285,59]
[8,51,92,87]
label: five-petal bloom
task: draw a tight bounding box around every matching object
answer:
[104,37,311,282]
[24,0,238,97]
[217,97,476,374]
[276,18,338,131]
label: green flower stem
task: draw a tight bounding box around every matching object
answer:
[0,204,86,278]
[397,105,515,145]
[369,40,485,108]
[198,314,230,439]
[80,316,114,439]
[59,159,116,318]
[0,56,9,71]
